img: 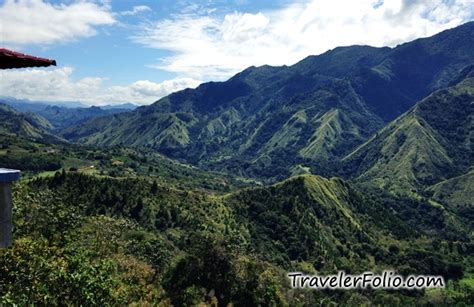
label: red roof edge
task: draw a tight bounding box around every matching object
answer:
[0,48,56,69]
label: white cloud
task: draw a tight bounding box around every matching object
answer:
[103,78,202,105]
[133,0,474,80]
[0,0,116,45]
[120,5,151,16]
[0,67,201,105]
[0,67,103,102]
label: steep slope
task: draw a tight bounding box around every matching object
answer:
[298,108,365,160]
[343,77,474,195]
[25,171,413,273]
[352,21,474,120]
[63,22,474,180]
[0,103,56,141]
[428,168,474,221]
[227,174,408,266]
[65,76,381,176]
[425,167,473,238]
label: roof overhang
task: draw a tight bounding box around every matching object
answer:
[0,48,56,69]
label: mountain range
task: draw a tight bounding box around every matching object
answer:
[1,22,473,305]
[63,22,474,183]
[2,98,135,130]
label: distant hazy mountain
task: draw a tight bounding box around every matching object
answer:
[2,99,134,130]
[0,97,88,109]
[36,105,133,130]
[101,103,138,110]
[62,22,474,181]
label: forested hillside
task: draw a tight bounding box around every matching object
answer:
[1,172,472,305]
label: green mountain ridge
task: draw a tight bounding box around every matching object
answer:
[343,77,474,197]
[64,77,382,179]
[37,105,131,130]
[62,22,474,181]
[428,168,474,218]
[0,103,58,142]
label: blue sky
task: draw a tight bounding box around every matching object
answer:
[16,1,295,85]
[1,0,473,105]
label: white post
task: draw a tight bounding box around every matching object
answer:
[0,168,20,248]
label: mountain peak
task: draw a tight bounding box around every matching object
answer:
[273,174,350,205]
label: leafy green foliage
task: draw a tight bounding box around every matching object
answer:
[1,172,471,305]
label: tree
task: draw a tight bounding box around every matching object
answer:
[151,180,158,194]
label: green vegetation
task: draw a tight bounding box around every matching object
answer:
[428,169,474,220]
[343,77,473,200]
[0,103,56,141]
[62,23,474,181]
[0,22,472,305]
[0,134,251,192]
[1,172,472,305]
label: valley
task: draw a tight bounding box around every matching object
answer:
[0,21,473,306]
